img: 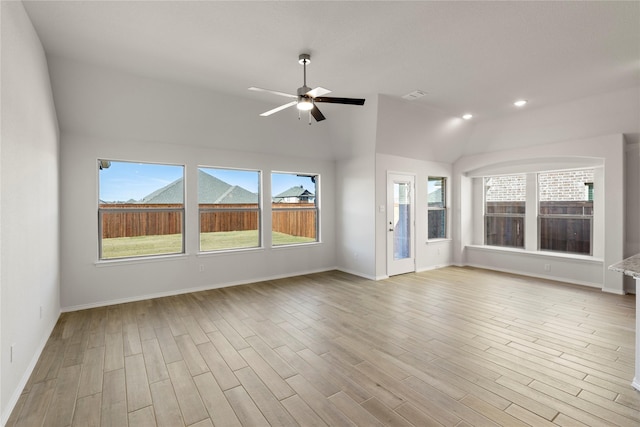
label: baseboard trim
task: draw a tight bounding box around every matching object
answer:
[1,313,60,426]
[464,263,602,289]
[632,377,640,392]
[416,264,451,273]
[602,287,627,295]
[61,267,337,312]
[335,267,378,281]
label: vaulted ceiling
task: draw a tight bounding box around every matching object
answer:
[23,0,639,125]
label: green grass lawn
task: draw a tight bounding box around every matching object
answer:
[101,230,315,259]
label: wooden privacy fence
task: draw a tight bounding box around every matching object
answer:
[100,204,183,238]
[100,203,316,239]
[273,204,317,239]
[199,204,259,233]
[485,201,593,254]
[539,201,593,254]
[485,201,525,247]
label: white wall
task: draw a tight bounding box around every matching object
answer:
[61,134,336,309]
[1,1,60,422]
[376,95,474,163]
[625,141,640,293]
[50,58,339,310]
[460,87,640,156]
[336,155,377,278]
[48,56,341,161]
[334,96,379,279]
[454,134,625,293]
[375,153,453,278]
[372,95,467,278]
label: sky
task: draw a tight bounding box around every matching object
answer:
[99,160,317,202]
[99,161,182,202]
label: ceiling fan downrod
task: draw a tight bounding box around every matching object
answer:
[297,54,312,105]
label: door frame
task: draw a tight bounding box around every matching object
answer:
[386,172,416,276]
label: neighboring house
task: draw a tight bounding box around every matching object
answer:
[427,188,442,205]
[273,185,315,203]
[142,170,258,204]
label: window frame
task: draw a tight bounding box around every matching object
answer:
[197,166,262,253]
[537,169,594,256]
[483,174,526,249]
[98,159,185,260]
[271,171,320,247]
[427,176,447,240]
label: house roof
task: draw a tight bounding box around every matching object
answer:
[211,185,258,204]
[428,188,443,204]
[142,170,258,204]
[274,186,314,200]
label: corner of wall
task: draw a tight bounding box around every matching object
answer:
[1,1,61,421]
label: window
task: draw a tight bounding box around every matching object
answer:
[427,177,447,239]
[271,172,318,246]
[484,174,525,248]
[199,167,261,252]
[538,170,594,255]
[585,182,594,201]
[98,160,184,259]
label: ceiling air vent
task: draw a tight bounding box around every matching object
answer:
[402,90,428,101]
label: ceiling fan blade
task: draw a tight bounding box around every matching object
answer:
[249,87,297,99]
[314,96,365,105]
[306,87,332,98]
[260,101,297,116]
[310,105,326,122]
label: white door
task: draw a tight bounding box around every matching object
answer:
[387,173,415,276]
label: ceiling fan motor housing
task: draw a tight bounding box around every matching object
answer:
[297,85,312,97]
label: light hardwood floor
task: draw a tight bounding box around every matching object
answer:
[7,267,640,426]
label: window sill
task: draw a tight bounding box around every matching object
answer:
[466,245,603,263]
[198,247,264,257]
[426,238,451,244]
[96,253,189,267]
[272,241,322,250]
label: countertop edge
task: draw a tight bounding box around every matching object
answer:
[609,253,640,279]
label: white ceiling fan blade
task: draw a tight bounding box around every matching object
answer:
[306,87,332,97]
[249,87,297,99]
[260,101,297,116]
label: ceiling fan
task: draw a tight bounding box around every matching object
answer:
[249,54,365,123]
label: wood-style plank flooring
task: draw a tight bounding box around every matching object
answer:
[7,267,640,426]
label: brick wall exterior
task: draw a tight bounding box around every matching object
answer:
[485,175,526,201]
[538,170,594,201]
[485,170,594,202]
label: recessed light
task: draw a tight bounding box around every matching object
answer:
[514,99,528,107]
[462,114,473,120]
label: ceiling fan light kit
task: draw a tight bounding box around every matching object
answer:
[297,98,314,111]
[249,53,365,124]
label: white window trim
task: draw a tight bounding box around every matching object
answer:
[427,176,448,241]
[197,166,262,253]
[271,171,320,247]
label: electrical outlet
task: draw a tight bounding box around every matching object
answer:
[10,344,15,363]
[544,263,551,271]
[199,264,205,272]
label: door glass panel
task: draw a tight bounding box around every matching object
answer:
[393,182,411,260]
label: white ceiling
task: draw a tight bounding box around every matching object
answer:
[22,0,640,121]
